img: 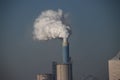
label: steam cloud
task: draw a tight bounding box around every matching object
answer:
[33,9,71,40]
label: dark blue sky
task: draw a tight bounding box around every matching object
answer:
[0,0,120,80]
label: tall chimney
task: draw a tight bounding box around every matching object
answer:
[62,38,70,64]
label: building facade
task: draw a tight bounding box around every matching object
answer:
[108,60,120,80]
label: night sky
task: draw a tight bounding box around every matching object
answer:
[0,0,120,80]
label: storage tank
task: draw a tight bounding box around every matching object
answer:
[37,74,53,80]
[57,64,69,80]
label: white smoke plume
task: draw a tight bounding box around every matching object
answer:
[33,9,71,40]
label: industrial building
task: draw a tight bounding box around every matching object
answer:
[108,52,120,80]
[108,60,120,80]
[37,74,53,80]
[36,38,73,80]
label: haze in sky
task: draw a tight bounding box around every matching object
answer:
[0,0,120,80]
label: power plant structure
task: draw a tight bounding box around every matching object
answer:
[36,38,73,80]
[108,60,120,80]
[37,74,53,80]
[108,52,120,80]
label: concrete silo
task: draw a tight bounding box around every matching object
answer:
[57,64,69,80]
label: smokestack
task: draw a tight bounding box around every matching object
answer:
[62,38,70,64]
[33,9,73,80]
[62,38,73,80]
